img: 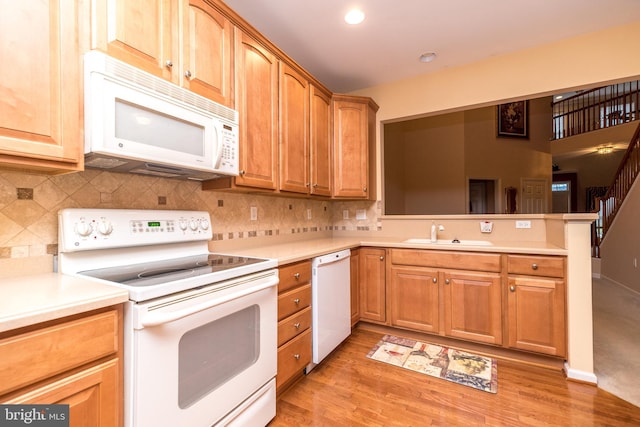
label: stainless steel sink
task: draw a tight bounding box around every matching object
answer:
[403,238,493,246]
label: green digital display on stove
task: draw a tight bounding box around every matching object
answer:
[148,221,161,227]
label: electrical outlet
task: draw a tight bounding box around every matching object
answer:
[307,208,312,220]
[515,220,531,229]
[250,206,257,221]
[343,210,349,219]
[356,209,366,220]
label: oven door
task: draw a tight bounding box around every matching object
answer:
[125,269,278,427]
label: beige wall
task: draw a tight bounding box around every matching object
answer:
[384,97,553,214]
[600,179,640,293]
[350,20,640,202]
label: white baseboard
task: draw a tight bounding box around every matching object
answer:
[564,362,598,384]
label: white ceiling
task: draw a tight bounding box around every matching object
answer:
[224,0,640,93]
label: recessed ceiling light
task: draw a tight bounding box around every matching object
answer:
[345,9,365,25]
[419,52,437,63]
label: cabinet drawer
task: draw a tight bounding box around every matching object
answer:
[390,249,501,272]
[277,329,311,389]
[507,255,565,278]
[279,260,312,293]
[278,306,312,346]
[0,309,119,396]
[278,284,312,320]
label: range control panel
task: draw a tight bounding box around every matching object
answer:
[58,209,212,252]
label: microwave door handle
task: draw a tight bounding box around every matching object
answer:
[214,124,223,169]
[139,276,279,328]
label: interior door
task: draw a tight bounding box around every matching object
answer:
[521,178,548,213]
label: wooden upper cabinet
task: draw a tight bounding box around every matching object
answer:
[233,30,279,190]
[279,63,310,194]
[92,0,177,81]
[0,0,83,173]
[92,0,233,106]
[332,95,379,199]
[310,85,332,196]
[181,0,233,106]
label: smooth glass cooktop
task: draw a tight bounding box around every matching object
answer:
[78,254,268,287]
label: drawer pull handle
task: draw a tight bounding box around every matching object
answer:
[294,322,301,329]
[510,285,516,292]
[531,263,539,270]
[294,354,301,360]
[294,273,300,279]
[293,298,300,305]
[432,277,437,283]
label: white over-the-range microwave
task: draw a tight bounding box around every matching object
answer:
[83,50,239,181]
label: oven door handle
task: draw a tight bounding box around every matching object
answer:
[139,276,279,328]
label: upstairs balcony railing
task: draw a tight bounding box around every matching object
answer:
[592,121,640,257]
[553,81,640,140]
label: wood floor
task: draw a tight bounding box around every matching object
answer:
[270,327,640,426]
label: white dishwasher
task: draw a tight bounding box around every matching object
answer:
[307,249,351,372]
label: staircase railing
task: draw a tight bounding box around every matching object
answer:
[593,121,640,257]
[553,80,640,140]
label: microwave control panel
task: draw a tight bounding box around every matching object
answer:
[217,124,239,175]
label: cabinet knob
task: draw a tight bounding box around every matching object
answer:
[363,187,367,192]
[294,354,301,360]
[445,279,450,285]
[184,69,192,78]
[432,277,437,283]
[165,60,173,68]
[294,272,300,280]
[531,263,539,270]
[379,256,384,261]
[239,170,246,176]
[293,298,300,305]
[313,183,318,188]
[294,322,301,329]
[510,285,516,292]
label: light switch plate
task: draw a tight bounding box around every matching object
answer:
[516,220,531,229]
[356,209,366,220]
[250,206,257,221]
[343,210,349,219]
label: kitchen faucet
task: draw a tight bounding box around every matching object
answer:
[430,222,444,243]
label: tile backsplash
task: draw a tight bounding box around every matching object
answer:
[0,169,379,266]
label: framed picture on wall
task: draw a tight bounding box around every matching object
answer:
[497,101,528,138]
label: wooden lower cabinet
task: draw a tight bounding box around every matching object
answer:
[276,260,312,394]
[389,265,439,333]
[443,270,502,345]
[350,248,360,326]
[359,248,386,322]
[506,254,567,357]
[0,307,123,427]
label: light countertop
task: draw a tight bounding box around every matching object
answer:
[0,237,566,333]
[219,236,567,265]
[0,273,129,333]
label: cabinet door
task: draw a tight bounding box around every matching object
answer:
[508,276,566,356]
[359,248,386,322]
[332,99,369,198]
[350,249,360,326]
[234,30,278,190]
[443,271,502,344]
[92,0,177,81]
[0,0,82,172]
[1,360,121,427]
[181,0,233,106]
[279,63,309,194]
[389,266,439,333]
[309,85,332,196]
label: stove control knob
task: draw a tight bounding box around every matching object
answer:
[189,219,199,231]
[200,219,210,230]
[178,219,188,231]
[75,221,93,237]
[97,220,113,236]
